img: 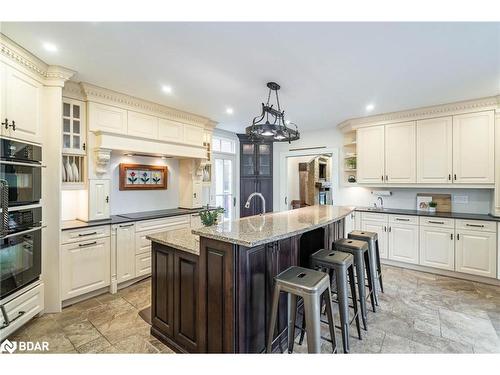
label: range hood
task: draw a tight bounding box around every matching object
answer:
[94,131,207,159]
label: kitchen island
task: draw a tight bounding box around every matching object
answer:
[148,205,354,353]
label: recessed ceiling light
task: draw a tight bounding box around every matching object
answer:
[225,107,234,115]
[42,42,58,52]
[366,103,375,112]
[161,85,173,94]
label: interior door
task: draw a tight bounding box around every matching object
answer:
[213,155,236,221]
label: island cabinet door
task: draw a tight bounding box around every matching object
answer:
[151,244,174,338]
[173,251,200,352]
[265,237,299,351]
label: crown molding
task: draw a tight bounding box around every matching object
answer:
[79,82,217,130]
[1,33,75,85]
[338,95,500,132]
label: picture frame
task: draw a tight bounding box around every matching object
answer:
[119,163,168,190]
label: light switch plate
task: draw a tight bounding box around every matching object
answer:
[454,195,469,204]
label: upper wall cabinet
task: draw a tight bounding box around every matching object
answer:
[0,62,42,143]
[452,111,494,184]
[416,116,453,184]
[62,98,86,155]
[385,121,416,183]
[127,110,158,139]
[183,124,204,147]
[88,102,128,133]
[357,125,385,184]
[158,118,184,143]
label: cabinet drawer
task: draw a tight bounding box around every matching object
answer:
[61,225,110,244]
[135,215,190,233]
[361,212,387,222]
[456,219,496,233]
[419,217,455,228]
[136,253,151,277]
[0,283,44,341]
[135,223,190,255]
[389,215,418,225]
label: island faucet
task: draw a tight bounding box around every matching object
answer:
[244,192,266,215]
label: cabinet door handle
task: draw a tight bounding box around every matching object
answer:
[388,226,392,232]
[454,174,457,181]
[450,233,453,240]
[395,218,410,221]
[78,231,97,237]
[2,118,15,131]
[83,142,86,151]
[119,223,134,228]
[385,175,388,181]
[381,175,384,182]
[428,220,445,224]
[448,174,451,181]
[285,196,287,205]
[465,223,484,228]
[383,226,387,232]
[79,241,97,247]
[105,196,109,203]
[457,233,460,240]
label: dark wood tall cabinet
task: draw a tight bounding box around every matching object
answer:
[237,134,273,217]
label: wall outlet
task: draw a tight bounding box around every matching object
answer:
[454,195,469,204]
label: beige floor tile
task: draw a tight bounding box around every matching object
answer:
[76,336,112,353]
[62,319,102,347]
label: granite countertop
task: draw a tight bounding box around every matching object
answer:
[147,228,200,255]
[355,207,500,222]
[61,207,216,231]
[192,205,355,247]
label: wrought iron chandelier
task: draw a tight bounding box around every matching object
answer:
[245,82,300,143]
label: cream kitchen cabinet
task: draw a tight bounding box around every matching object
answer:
[452,111,495,184]
[0,62,42,143]
[184,124,204,146]
[385,121,416,183]
[89,179,110,220]
[455,220,497,278]
[158,118,184,143]
[357,125,385,184]
[388,215,419,264]
[416,116,453,184]
[88,102,128,133]
[62,98,87,155]
[127,110,158,139]
[61,235,111,300]
[116,223,136,283]
[361,212,388,259]
[419,224,455,271]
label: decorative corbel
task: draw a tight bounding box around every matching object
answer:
[94,148,112,176]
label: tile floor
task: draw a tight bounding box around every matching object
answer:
[8,265,500,354]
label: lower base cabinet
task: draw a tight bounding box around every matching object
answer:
[116,223,136,283]
[361,220,388,259]
[419,226,455,271]
[61,237,111,300]
[388,223,419,264]
[456,230,497,278]
[152,243,200,353]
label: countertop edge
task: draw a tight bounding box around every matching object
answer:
[354,207,500,222]
[192,208,354,247]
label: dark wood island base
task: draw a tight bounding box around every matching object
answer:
[150,209,348,353]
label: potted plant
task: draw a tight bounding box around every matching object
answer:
[199,207,225,227]
[428,201,437,213]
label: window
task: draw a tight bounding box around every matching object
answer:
[212,136,236,154]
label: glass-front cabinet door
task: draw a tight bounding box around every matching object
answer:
[257,143,272,176]
[62,98,86,155]
[241,142,256,177]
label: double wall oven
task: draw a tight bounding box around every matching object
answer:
[1,138,43,300]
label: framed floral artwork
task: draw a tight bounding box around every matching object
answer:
[119,163,168,190]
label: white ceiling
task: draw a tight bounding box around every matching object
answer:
[2,22,499,133]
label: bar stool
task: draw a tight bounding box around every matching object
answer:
[309,249,362,353]
[348,230,384,296]
[267,266,337,354]
[333,238,376,330]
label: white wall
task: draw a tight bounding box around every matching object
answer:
[273,126,493,214]
[109,153,180,215]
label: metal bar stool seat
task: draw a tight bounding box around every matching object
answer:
[266,266,337,354]
[309,249,362,353]
[348,230,384,296]
[333,238,376,331]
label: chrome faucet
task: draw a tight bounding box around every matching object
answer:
[377,197,384,209]
[245,192,266,215]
